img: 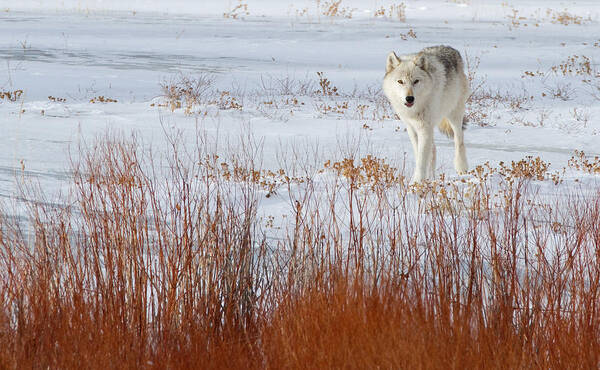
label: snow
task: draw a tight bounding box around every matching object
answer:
[0,0,599,211]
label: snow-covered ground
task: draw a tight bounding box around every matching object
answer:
[1,0,599,209]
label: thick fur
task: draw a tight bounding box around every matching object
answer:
[383,45,469,183]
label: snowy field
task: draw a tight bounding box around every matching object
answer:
[1,0,599,208]
[2,2,600,366]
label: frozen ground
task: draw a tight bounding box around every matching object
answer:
[0,0,599,210]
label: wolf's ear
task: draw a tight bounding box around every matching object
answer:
[414,52,433,72]
[386,52,401,73]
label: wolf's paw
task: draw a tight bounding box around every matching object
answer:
[409,173,428,186]
[454,159,468,174]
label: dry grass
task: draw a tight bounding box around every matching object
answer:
[320,0,355,19]
[0,89,23,102]
[548,8,592,26]
[504,6,592,29]
[157,72,394,122]
[0,132,269,368]
[568,150,600,174]
[48,95,67,103]
[465,52,495,126]
[156,73,215,114]
[1,128,599,368]
[374,3,406,22]
[89,95,117,103]
[223,0,249,20]
[522,53,600,103]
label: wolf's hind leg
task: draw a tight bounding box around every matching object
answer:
[430,143,436,179]
[448,107,468,174]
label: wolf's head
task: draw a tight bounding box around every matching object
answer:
[382,51,433,111]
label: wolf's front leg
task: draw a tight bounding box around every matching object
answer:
[406,124,419,157]
[412,126,434,183]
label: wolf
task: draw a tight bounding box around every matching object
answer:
[382,45,469,183]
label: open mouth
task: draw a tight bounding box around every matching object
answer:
[404,102,414,107]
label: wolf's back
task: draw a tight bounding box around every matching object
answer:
[423,45,464,74]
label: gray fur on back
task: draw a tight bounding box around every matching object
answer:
[422,45,463,75]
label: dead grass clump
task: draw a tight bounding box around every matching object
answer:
[320,0,355,19]
[543,81,575,101]
[399,28,417,40]
[214,90,242,110]
[523,55,597,79]
[568,150,600,174]
[505,8,528,29]
[505,7,591,29]
[48,95,66,102]
[223,0,249,19]
[522,53,600,102]
[157,73,215,114]
[468,85,538,127]
[548,8,592,26]
[257,74,316,97]
[315,71,339,96]
[323,155,403,189]
[498,156,549,181]
[552,54,594,76]
[89,95,117,103]
[0,89,23,102]
[315,101,348,116]
[374,3,406,22]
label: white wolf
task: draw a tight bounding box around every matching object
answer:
[382,45,469,183]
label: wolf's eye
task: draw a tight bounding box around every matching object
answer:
[414,79,420,84]
[397,79,404,85]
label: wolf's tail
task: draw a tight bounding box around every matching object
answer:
[438,118,454,138]
[438,117,468,138]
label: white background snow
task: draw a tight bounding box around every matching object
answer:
[0,0,599,208]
